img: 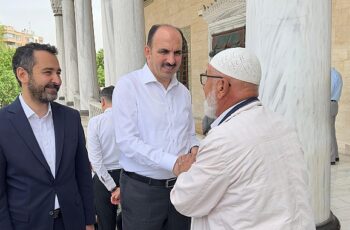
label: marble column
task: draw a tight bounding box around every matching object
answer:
[50,0,66,101]
[61,0,79,107]
[74,0,99,114]
[246,0,338,228]
[112,0,145,83]
[101,0,116,86]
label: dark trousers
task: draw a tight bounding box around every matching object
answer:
[120,171,191,230]
[330,100,339,162]
[53,216,65,230]
[93,169,121,230]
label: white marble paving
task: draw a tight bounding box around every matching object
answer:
[331,154,350,229]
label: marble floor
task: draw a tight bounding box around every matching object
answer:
[331,153,350,229]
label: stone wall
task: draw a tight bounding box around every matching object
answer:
[332,0,350,154]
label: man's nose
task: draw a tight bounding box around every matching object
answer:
[167,53,176,65]
[52,73,62,85]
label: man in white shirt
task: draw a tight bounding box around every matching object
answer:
[170,48,315,230]
[0,43,94,230]
[87,86,121,230]
[112,24,199,230]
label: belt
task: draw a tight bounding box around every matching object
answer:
[49,208,61,219]
[122,170,176,188]
[108,169,121,173]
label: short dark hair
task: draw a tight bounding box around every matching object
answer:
[146,24,184,47]
[12,43,58,86]
[100,85,114,103]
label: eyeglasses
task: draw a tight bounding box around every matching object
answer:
[199,73,223,85]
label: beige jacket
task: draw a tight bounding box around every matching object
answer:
[171,101,315,230]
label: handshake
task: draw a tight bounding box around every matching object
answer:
[172,146,199,176]
[110,146,199,205]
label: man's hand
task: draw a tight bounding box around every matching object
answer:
[86,225,94,230]
[190,146,199,156]
[173,152,197,176]
[110,187,121,205]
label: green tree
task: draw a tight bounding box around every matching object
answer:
[0,25,3,45]
[0,45,19,107]
[0,25,20,107]
[96,49,105,87]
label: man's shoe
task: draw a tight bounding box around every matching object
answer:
[336,157,339,162]
[331,161,336,165]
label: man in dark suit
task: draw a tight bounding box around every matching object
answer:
[0,43,95,230]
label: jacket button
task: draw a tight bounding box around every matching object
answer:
[49,211,54,216]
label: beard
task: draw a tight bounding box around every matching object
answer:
[204,89,217,119]
[28,76,60,103]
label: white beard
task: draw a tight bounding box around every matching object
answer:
[204,89,217,119]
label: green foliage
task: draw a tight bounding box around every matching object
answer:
[0,25,4,46]
[96,49,105,87]
[0,46,19,107]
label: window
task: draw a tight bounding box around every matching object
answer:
[210,26,245,57]
[176,33,189,89]
[3,33,15,39]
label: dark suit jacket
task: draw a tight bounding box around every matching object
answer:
[0,97,95,230]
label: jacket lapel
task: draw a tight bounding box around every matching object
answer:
[7,98,52,175]
[52,102,64,176]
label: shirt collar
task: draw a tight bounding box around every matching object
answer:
[210,99,252,129]
[104,107,112,113]
[19,94,52,119]
[141,64,179,89]
[210,105,234,129]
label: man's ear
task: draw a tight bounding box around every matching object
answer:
[144,45,151,60]
[16,67,29,85]
[216,78,230,99]
[101,97,106,107]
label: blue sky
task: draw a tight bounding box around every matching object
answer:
[0,0,103,50]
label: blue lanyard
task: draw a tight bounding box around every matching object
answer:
[218,97,259,126]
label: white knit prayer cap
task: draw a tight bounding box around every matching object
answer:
[210,48,261,85]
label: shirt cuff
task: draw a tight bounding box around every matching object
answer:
[159,153,178,172]
[191,140,200,149]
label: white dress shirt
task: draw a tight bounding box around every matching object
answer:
[19,95,59,209]
[113,64,198,179]
[171,101,315,230]
[87,108,120,191]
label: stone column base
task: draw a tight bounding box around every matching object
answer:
[316,211,340,230]
[79,110,89,116]
[66,101,74,106]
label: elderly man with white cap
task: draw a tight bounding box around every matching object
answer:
[170,48,315,230]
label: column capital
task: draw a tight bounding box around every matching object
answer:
[51,0,62,16]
